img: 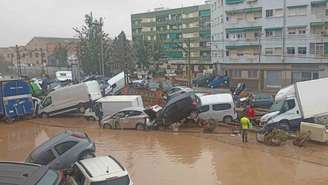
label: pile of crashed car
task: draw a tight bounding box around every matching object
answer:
[0,130,133,185]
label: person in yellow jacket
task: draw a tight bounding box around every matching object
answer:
[240,117,251,143]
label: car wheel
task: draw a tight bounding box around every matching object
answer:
[85,116,96,121]
[40,112,48,119]
[103,123,112,129]
[79,151,95,160]
[223,116,233,123]
[256,132,264,143]
[136,123,145,130]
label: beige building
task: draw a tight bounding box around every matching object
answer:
[0,37,79,67]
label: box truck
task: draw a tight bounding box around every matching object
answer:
[0,79,34,122]
[259,78,328,134]
[38,81,102,118]
[84,95,143,121]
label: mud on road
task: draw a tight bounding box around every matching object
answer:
[1,117,328,185]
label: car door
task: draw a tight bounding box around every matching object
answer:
[212,103,232,121]
[124,110,144,129]
[53,141,79,169]
[279,98,300,131]
[35,149,57,168]
[198,105,210,120]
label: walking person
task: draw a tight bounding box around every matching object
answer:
[240,116,251,143]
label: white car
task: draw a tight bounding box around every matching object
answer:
[67,156,133,185]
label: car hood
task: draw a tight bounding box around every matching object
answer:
[144,105,162,119]
[260,111,279,123]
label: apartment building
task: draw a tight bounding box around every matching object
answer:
[131,3,212,77]
[211,0,328,92]
[0,37,79,67]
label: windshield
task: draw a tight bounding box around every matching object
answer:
[36,170,60,185]
[91,175,130,185]
[269,100,284,112]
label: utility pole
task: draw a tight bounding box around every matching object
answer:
[258,35,262,91]
[15,45,21,77]
[187,39,192,88]
[100,26,104,76]
[282,0,287,63]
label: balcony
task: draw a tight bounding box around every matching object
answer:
[225,19,262,29]
[225,39,261,47]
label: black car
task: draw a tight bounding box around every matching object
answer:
[250,94,274,109]
[0,162,65,185]
[160,92,201,126]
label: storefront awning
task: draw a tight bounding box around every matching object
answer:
[225,0,244,5]
[287,5,308,9]
[310,22,328,26]
[265,27,282,31]
[226,26,262,33]
[226,44,259,49]
[311,0,327,7]
[226,7,262,14]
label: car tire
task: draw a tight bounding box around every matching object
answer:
[223,116,233,123]
[103,123,112,129]
[40,112,48,119]
[85,116,96,121]
[79,151,95,160]
[136,123,145,130]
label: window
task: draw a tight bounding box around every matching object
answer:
[127,111,143,117]
[287,47,295,55]
[213,104,232,111]
[298,47,306,55]
[37,150,56,165]
[42,97,52,107]
[265,71,282,88]
[55,141,78,155]
[288,28,296,35]
[36,170,59,185]
[310,43,324,56]
[281,99,296,113]
[232,69,241,78]
[266,31,273,37]
[248,70,258,78]
[265,48,273,55]
[274,8,283,17]
[199,105,209,113]
[35,53,39,58]
[292,72,319,83]
[266,9,273,17]
[288,6,307,16]
[72,165,85,185]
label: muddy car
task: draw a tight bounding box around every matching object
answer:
[158,92,201,126]
[101,107,149,130]
[26,131,96,170]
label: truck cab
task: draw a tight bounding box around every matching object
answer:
[260,85,302,133]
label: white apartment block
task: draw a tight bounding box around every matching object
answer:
[211,0,328,92]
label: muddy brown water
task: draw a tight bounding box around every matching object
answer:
[1,118,328,185]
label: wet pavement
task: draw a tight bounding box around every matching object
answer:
[1,118,328,185]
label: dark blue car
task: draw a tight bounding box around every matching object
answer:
[208,75,229,88]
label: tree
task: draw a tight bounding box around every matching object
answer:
[52,44,68,67]
[133,35,161,70]
[110,31,134,72]
[74,12,111,75]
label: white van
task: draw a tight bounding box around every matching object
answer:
[84,95,144,120]
[198,94,237,123]
[39,81,102,118]
[55,71,73,82]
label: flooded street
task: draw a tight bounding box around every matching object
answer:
[1,118,328,185]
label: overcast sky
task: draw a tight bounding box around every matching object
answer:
[0,0,206,47]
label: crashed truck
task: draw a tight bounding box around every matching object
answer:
[257,78,328,142]
[0,79,34,122]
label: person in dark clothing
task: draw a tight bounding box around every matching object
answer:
[95,103,103,128]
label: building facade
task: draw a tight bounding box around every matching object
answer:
[131,3,212,78]
[0,37,79,68]
[211,0,328,92]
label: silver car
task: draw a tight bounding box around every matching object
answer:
[26,131,96,170]
[166,86,194,101]
[101,107,149,130]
